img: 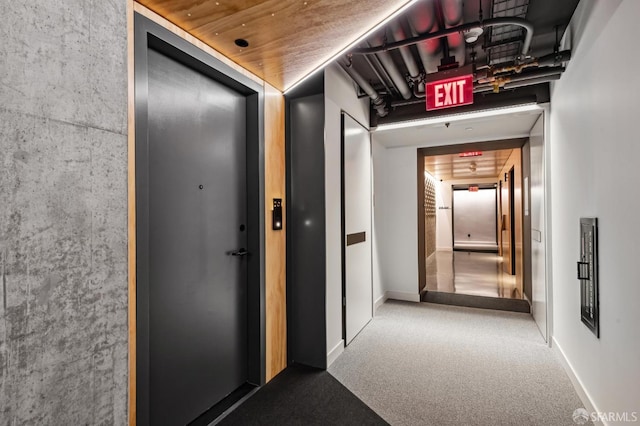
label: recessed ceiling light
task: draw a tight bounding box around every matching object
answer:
[465,127,473,131]
[235,38,249,48]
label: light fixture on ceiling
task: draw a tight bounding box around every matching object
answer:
[284,0,421,93]
[374,103,541,132]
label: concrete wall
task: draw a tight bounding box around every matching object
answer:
[324,64,371,364]
[549,0,640,418]
[0,1,128,424]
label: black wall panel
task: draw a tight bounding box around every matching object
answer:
[286,74,327,369]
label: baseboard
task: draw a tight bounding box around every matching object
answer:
[326,340,344,367]
[385,291,420,303]
[552,337,605,426]
[374,293,388,312]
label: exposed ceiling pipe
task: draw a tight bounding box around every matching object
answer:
[441,0,466,66]
[408,0,441,74]
[391,72,560,108]
[474,67,565,92]
[478,66,565,85]
[390,20,420,80]
[368,52,401,98]
[363,55,395,97]
[474,74,562,93]
[339,59,389,117]
[488,51,571,75]
[370,32,413,100]
[351,17,534,59]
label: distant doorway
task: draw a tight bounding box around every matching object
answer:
[417,139,526,310]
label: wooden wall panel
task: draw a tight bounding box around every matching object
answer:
[264,83,287,381]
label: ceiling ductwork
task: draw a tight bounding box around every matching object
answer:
[340,0,579,120]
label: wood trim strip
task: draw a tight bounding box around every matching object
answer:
[264,82,287,382]
[346,232,366,246]
[127,0,137,424]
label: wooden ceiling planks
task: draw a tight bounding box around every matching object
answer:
[136,0,415,91]
[425,149,514,181]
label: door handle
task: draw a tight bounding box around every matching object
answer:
[227,248,249,257]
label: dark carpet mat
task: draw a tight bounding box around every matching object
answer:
[217,364,389,425]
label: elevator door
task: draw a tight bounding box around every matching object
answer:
[146,48,248,425]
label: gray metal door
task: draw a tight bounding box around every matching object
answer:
[147,48,248,425]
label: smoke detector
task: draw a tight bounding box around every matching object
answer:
[464,27,484,43]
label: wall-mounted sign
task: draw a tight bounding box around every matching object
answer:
[468,186,479,192]
[459,151,482,157]
[426,74,474,111]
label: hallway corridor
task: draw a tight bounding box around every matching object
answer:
[425,251,520,299]
[329,301,588,426]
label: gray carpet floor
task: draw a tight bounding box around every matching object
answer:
[329,301,591,426]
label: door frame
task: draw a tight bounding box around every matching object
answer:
[417,138,526,293]
[132,13,266,425]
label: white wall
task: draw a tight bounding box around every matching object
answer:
[324,64,371,363]
[372,139,386,306]
[371,144,420,300]
[549,0,640,418]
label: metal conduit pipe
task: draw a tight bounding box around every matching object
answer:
[370,33,413,99]
[351,17,535,58]
[475,66,565,87]
[474,74,562,93]
[407,66,565,99]
[390,21,420,80]
[391,73,562,107]
[368,52,401,97]
[409,0,441,74]
[441,0,466,66]
[339,60,389,117]
[363,55,394,97]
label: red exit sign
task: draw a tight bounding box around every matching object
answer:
[459,151,482,157]
[426,74,474,111]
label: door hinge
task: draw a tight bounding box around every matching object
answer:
[343,297,346,306]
